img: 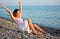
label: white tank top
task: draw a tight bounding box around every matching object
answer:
[15,18,32,33]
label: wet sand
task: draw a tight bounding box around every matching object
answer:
[0,16,60,39]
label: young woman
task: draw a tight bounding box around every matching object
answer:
[0,0,47,35]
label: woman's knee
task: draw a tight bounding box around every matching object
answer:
[27,18,31,21]
[27,18,33,24]
[33,24,36,26]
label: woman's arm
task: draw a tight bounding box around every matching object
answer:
[0,3,16,21]
[19,0,22,18]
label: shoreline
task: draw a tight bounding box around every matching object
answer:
[0,16,60,31]
[1,16,60,30]
[0,16,60,39]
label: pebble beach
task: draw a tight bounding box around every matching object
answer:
[0,16,60,39]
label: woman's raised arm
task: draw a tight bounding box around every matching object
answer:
[19,0,22,18]
[0,3,16,21]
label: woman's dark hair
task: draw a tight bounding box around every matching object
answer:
[13,9,20,17]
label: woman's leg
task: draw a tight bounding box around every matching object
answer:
[33,24,47,34]
[27,18,38,35]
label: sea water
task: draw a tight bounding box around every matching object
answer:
[0,6,60,30]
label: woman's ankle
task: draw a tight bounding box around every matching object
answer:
[32,30,38,35]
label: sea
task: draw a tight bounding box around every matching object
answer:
[0,6,60,30]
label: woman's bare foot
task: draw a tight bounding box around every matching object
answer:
[42,31,47,36]
[32,30,38,35]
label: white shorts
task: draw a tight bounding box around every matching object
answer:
[18,20,32,33]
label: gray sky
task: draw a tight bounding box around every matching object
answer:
[0,0,60,6]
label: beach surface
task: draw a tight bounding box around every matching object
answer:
[0,16,60,39]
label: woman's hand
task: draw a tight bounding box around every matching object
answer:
[0,3,6,8]
[19,0,21,2]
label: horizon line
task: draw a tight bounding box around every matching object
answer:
[7,5,60,6]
